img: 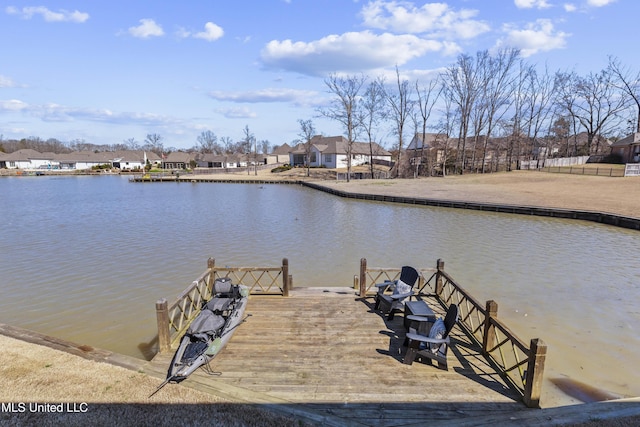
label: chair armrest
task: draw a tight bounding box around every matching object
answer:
[389,291,414,300]
[405,332,450,345]
[406,314,436,323]
[375,281,394,288]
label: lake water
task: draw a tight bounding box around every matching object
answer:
[1,174,638,406]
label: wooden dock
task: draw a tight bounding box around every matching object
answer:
[149,287,534,426]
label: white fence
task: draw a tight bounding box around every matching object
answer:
[520,156,590,170]
[542,156,590,167]
[625,164,640,177]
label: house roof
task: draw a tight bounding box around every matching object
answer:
[610,133,640,147]
[291,135,391,156]
[407,133,449,150]
[3,149,51,161]
[164,151,194,162]
[271,143,291,155]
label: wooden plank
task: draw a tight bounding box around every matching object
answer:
[150,288,529,425]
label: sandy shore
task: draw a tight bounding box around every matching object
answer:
[2,169,639,426]
[187,168,640,219]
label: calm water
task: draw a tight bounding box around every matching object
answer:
[1,175,638,405]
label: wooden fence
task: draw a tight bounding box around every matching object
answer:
[155,258,290,353]
[357,258,546,408]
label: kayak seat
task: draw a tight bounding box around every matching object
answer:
[187,310,225,338]
[205,297,232,313]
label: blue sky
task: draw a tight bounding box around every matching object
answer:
[0,0,632,150]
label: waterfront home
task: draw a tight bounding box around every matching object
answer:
[289,135,392,168]
[3,149,57,170]
[161,152,195,170]
[195,153,243,169]
[0,151,8,168]
[610,133,640,163]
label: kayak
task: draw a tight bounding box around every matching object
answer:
[166,277,249,382]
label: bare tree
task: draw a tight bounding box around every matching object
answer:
[197,130,219,153]
[435,91,458,176]
[413,77,442,176]
[320,73,365,182]
[219,136,234,154]
[258,139,271,155]
[440,53,482,174]
[476,49,520,173]
[523,65,554,164]
[144,133,164,157]
[123,137,140,150]
[359,77,388,178]
[555,68,628,155]
[242,125,256,175]
[384,66,413,178]
[297,119,316,177]
[608,56,640,133]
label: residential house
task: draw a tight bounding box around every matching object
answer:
[406,133,451,165]
[271,143,292,164]
[289,135,391,168]
[162,152,195,170]
[0,151,8,168]
[3,149,57,169]
[56,151,110,170]
[195,153,243,169]
[610,133,640,163]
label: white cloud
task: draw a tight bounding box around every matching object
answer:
[587,0,616,6]
[0,99,29,111]
[0,75,18,88]
[514,0,551,8]
[209,88,321,107]
[261,31,445,76]
[563,0,615,12]
[193,22,224,41]
[360,0,490,39]
[215,107,257,119]
[210,88,312,102]
[496,19,569,57]
[128,19,164,39]
[6,6,89,23]
[0,98,180,127]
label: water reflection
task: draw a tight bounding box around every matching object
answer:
[0,175,638,406]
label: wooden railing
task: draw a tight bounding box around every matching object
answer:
[155,258,290,354]
[358,258,546,408]
[355,258,436,296]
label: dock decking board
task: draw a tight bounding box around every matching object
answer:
[150,287,531,425]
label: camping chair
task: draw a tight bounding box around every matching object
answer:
[403,304,458,370]
[374,266,420,320]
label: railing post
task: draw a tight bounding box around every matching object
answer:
[524,338,547,408]
[353,275,359,290]
[282,258,289,296]
[359,258,367,297]
[156,298,171,354]
[482,300,498,355]
[207,257,215,296]
[435,259,445,296]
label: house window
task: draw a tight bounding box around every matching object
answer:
[310,153,316,163]
[324,154,331,163]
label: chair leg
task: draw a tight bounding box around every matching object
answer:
[374,295,380,310]
[403,341,420,365]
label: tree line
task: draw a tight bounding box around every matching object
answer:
[0,127,272,158]
[313,50,639,178]
[3,50,639,178]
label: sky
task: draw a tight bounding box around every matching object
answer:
[0,0,634,150]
